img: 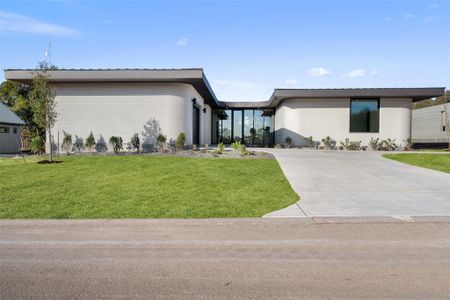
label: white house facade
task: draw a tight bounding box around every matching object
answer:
[4,68,445,151]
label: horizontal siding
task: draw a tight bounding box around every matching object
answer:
[0,124,22,154]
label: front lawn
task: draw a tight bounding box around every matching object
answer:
[0,155,298,218]
[383,153,450,174]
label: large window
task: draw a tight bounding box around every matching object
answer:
[212,108,274,146]
[350,99,379,133]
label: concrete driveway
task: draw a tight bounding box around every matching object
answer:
[263,150,450,217]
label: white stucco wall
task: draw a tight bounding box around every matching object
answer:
[275,98,412,147]
[50,82,209,152]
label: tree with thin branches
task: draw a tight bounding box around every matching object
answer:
[29,66,57,162]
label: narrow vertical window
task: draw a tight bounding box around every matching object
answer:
[350,99,380,133]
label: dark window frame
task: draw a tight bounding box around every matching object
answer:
[349,98,380,133]
[0,126,10,134]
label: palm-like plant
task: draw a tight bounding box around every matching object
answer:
[130,133,140,153]
[62,131,72,155]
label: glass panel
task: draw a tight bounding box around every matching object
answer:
[233,110,242,142]
[243,110,254,145]
[263,109,274,146]
[253,110,264,145]
[350,99,379,133]
[221,110,232,144]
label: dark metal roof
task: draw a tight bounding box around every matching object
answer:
[4,68,222,108]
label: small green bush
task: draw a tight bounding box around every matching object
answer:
[369,137,380,150]
[322,136,336,149]
[213,142,225,154]
[62,131,72,155]
[231,140,242,151]
[340,138,361,151]
[156,133,166,151]
[306,136,315,148]
[109,136,123,154]
[378,138,398,151]
[31,136,45,155]
[85,132,96,152]
[176,132,186,151]
[274,144,283,149]
[285,136,292,148]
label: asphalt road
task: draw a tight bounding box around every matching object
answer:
[1,218,450,299]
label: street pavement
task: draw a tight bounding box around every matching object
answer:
[1,218,450,299]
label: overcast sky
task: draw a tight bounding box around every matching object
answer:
[0,0,449,101]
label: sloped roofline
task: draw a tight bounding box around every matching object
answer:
[0,102,26,125]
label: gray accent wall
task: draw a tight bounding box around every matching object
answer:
[412,103,449,143]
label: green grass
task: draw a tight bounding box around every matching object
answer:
[383,153,450,174]
[0,155,298,219]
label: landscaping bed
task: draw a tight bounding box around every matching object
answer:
[0,155,298,218]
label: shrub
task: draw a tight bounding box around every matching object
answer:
[62,131,72,155]
[378,138,398,151]
[31,136,45,155]
[285,136,292,148]
[130,133,140,153]
[239,144,254,156]
[369,138,380,150]
[231,140,242,151]
[404,138,413,151]
[213,142,225,154]
[306,136,315,148]
[156,133,166,151]
[274,144,283,149]
[321,136,336,149]
[176,133,186,151]
[73,136,84,153]
[340,138,362,150]
[85,132,96,152]
[109,136,123,154]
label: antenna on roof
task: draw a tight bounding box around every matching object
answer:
[45,39,52,65]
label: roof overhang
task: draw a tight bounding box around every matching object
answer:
[4,68,223,108]
[268,87,446,107]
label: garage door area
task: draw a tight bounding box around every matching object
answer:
[264,150,450,217]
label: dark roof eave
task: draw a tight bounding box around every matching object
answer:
[268,87,446,106]
[4,68,223,108]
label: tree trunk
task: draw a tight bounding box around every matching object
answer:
[48,126,53,162]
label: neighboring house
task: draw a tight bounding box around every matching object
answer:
[412,103,449,144]
[4,68,445,150]
[0,102,25,154]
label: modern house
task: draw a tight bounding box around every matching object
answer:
[412,103,449,145]
[4,68,445,150]
[0,102,25,154]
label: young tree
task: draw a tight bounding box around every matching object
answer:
[85,132,96,153]
[28,69,57,162]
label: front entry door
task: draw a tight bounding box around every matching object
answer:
[192,106,200,145]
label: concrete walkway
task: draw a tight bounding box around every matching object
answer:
[262,149,450,217]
